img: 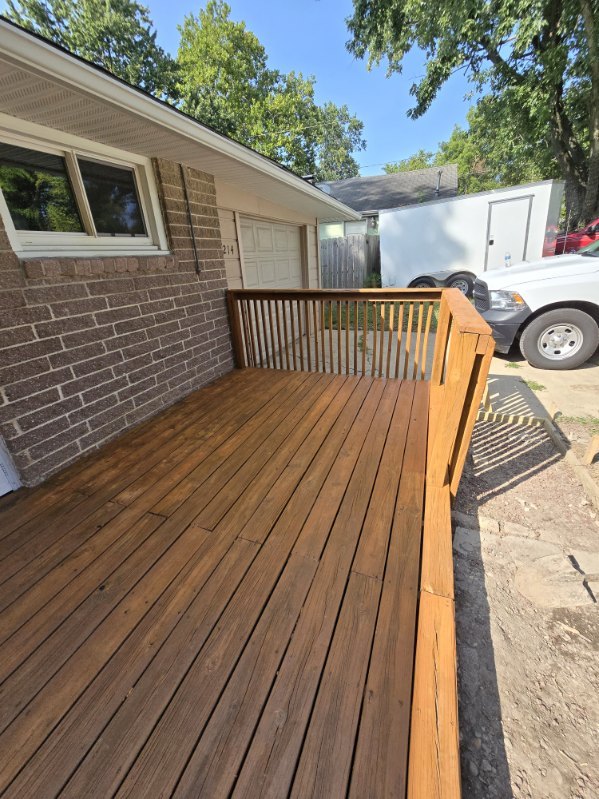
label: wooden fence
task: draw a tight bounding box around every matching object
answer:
[320,235,380,288]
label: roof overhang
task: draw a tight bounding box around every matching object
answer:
[0,19,360,223]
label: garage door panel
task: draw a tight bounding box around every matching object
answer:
[274,227,289,250]
[259,259,277,285]
[256,225,275,252]
[244,263,259,287]
[275,259,291,280]
[240,217,303,289]
[240,223,256,254]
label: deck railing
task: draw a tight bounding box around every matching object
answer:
[227,288,444,380]
[227,286,493,495]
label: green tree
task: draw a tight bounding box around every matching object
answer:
[178,1,365,179]
[6,0,178,99]
[384,149,435,173]
[347,0,598,224]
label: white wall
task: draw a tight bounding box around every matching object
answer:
[380,181,564,287]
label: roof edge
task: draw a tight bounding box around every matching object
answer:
[0,18,361,222]
[379,179,564,214]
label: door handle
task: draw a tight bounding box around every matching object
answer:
[489,239,494,245]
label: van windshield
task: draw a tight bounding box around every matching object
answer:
[579,240,599,256]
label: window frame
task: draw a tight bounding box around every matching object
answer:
[0,120,169,256]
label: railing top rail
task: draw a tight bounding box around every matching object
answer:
[442,288,492,336]
[227,288,443,301]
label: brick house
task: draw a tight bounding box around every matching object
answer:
[0,19,358,490]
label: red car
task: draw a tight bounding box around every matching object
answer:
[554,217,599,254]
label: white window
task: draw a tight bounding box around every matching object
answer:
[0,125,168,257]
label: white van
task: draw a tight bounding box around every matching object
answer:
[474,241,599,369]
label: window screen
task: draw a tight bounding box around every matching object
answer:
[78,158,147,236]
[0,143,83,232]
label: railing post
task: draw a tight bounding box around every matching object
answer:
[226,290,246,369]
[427,331,479,488]
[448,334,494,495]
[430,295,451,386]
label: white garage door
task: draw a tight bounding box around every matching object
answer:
[240,218,304,288]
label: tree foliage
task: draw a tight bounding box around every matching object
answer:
[178,1,365,179]
[7,0,366,180]
[6,0,179,99]
[385,95,560,194]
[348,0,598,223]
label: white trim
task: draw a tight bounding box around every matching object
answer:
[0,21,361,224]
[0,116,169,255]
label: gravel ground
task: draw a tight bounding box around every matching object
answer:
[454,420,599,799]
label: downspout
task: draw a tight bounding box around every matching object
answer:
[180,164,202,276]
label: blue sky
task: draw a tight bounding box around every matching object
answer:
[2,0,478,175]
[147,0,476,175]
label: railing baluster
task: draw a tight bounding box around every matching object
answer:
[421,301,434,380]
[313,300,319,372]
[328,300,333,374]
[260,300,271,368]
[304,300,312,371]
[337,300,342,374]
[320,300,326,372]
[290,299,297,370]
[267,300,276,369]
[240,299,252,367]
[413,302,424,380]
[353,300,358,375]
[403,303,414,379]
[252,299,263,367]
[386,302,394,378]
[395,302,404,379]
[297,299,304,370]
[378,301,385,377]
[281,300,290,370]
[361,300,367,376]
[345,300,350,375]
[274,300,284,370]
[264,300,271,368]
[371,302,378,377]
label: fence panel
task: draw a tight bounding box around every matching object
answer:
[320,235,379,288]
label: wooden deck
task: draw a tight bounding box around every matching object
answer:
[0,367,433,798]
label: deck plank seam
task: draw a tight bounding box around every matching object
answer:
[0,513,206,740]
[59,378,370,796]
[0,368,291,544]
[276,381,404,797]
[344,380,421,797]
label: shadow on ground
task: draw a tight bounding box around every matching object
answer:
[453,378,568,798]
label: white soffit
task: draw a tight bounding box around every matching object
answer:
[0,21,360,223]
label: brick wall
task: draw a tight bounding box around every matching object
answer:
[0,158,234,486]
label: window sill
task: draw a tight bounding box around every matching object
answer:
[20,251,178,280]
[19,248,172,259]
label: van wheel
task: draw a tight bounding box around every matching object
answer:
[519,309,599,370]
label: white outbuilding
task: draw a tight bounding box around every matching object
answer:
[380,180,564,287]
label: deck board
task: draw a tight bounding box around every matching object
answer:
[0,368,429,798]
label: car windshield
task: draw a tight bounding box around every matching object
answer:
[579,240,599,256]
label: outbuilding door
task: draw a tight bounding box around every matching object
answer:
[240,218,304,288]
[485,195,533,270]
